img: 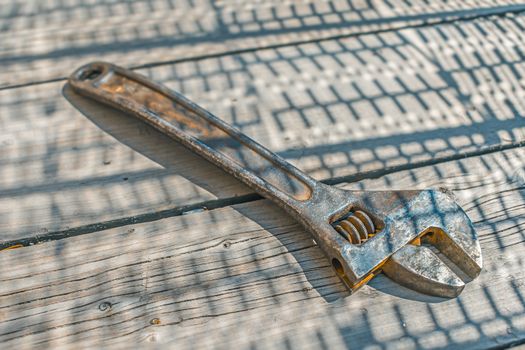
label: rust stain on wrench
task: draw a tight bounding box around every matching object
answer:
[68,62,482,298]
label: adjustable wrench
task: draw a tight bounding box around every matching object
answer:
[68,62,482,298]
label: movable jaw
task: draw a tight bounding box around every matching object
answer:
[328,189,482,298]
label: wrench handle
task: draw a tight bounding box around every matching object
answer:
[69,62,317,212]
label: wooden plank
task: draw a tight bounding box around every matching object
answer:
[2,14,525,243]
[1,147,524,348]
[1,0,525,87]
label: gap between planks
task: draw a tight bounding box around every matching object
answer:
[2,140,524,251]
[1,4,525,91]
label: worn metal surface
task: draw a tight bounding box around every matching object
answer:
[67,62,483,298]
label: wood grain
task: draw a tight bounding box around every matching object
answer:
[2,14,525,243]
[1,147,524,349]
[1,0,524,86]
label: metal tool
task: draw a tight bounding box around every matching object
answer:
[68,62,482,298]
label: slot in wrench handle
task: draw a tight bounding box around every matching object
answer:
[69,62,328,217]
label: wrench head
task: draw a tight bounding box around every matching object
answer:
[325,189,482,298]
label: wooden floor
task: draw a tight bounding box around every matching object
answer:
[2,1,525,348]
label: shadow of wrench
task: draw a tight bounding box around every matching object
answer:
[67,62,482,298]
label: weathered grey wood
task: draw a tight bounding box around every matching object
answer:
[2,14,525,243]
[1,147,524,349]
[1,0,524,87]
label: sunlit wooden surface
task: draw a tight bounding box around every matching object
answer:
[1,1,525,348]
